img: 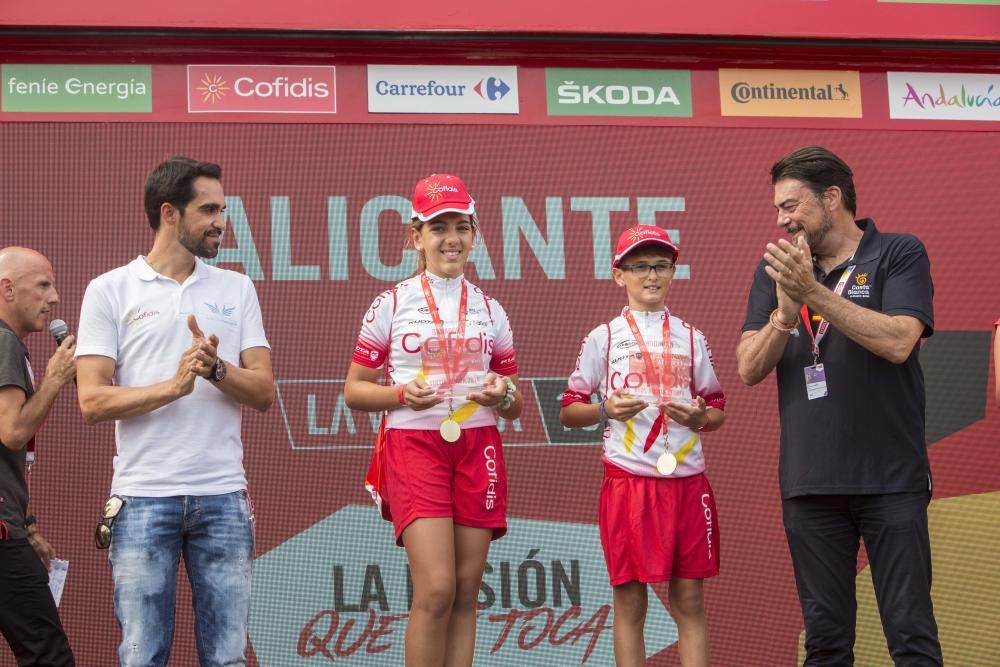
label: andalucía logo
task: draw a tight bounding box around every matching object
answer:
[367,65,520,114]
[718,69,862,118]
[187,65,336,114]
[888,72,1000,122]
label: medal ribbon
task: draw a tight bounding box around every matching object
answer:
[420,272,469,393]
[800,264,855,363]
[622,308,672,403]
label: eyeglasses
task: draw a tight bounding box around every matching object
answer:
[94,495,125,550]
[621,262,675,277]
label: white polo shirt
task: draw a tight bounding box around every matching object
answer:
[76,257,270,496]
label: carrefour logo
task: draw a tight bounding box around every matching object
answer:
[187,65,336,114]
[368,65,519,114]
[474,77,511,101]
[546,68,692,117]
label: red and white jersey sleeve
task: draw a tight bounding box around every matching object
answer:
[562,325,609,407]
[352,289,394,369]
[484,294,518,376]
[692,327,726,412]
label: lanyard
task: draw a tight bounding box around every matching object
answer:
[622,307,672,399]
[420,272,468,387]
[800,264,855,364]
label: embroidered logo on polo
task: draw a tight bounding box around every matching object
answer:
[846,273,871,299]
[125,307,160,327]
[205,302,236,317]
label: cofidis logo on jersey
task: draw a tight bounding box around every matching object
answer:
[719,69,862,118]
[187,65,336,113]
[367,65,519,114]
[545,68,692,117]
[887,72,1000,122]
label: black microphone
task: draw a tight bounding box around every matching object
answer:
[49,319,69,345]
[48,319,76,386]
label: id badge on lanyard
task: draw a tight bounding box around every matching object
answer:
[800,265,855,400]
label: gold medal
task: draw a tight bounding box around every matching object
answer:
[656,452,678,476]
[440,418,462,443]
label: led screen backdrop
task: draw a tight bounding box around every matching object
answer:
[1,123,997,665]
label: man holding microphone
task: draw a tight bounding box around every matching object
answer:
[0,247,76,666]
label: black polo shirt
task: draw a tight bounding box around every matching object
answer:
[742,219,934,498]
[0,318,33,540]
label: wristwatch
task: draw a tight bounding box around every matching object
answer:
[207,357,227,383]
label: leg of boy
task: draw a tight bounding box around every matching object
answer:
[612,581,648,667]
[669,577,709,667]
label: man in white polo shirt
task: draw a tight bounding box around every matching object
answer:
[75,157,274,667]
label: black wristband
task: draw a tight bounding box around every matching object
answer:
[24,514,37,528]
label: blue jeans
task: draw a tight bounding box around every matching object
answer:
[108,491,255,667]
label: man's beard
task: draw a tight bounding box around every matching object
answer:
[805,210,834,250]
[178,219,220,259]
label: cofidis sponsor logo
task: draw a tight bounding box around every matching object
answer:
[2,65,151,113]
[367,65,519,114]
[719,69,862,118]
[545,68,692,117]
[187,65,336,114]
[888,72,1000,121]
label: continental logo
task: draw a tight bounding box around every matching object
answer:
[719,69,862,118]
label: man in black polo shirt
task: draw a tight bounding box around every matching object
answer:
[0,247,76,666]
[736,146,942,666]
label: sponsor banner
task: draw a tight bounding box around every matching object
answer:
[1,64,151,112]
[367,65,519,114]
[887,72,1000,121]
[719,69,862,118]
[187,65,336,113]
[545,68,692,117]
[274,377,591,450]
[249,506,675,665]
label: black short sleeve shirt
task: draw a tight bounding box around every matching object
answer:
[0,319,32,539]
[742,219,935,498]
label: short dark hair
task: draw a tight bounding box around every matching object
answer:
[144,157,222,230]
[771,146,857,216]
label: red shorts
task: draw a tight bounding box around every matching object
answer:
[599,465,720,586]
[383,425,507,545]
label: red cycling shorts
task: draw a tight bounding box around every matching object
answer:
[599,464,720,586]
[383,425,508,546]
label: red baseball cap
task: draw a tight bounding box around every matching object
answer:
[411,174,476,222]
[612,225,679,268]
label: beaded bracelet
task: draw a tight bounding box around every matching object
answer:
[768,308,799,334]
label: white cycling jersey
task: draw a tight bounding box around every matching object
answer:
[353,271,518,430]
[563,308,725,478]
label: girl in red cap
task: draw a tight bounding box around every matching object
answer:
[345,174,521,666]
[560,225,726,667]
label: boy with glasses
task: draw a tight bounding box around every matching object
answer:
[560,225,726,667]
